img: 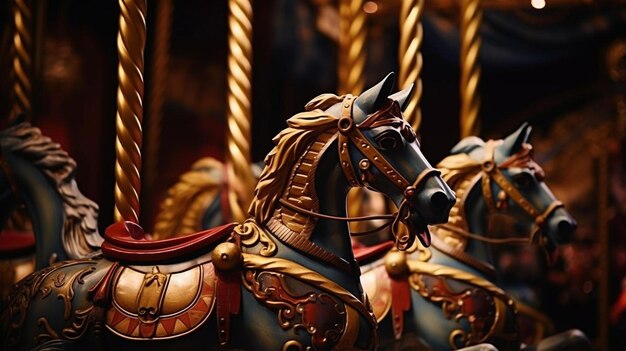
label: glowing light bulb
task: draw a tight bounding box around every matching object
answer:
[531,0,546,9]
[363,1,378,14]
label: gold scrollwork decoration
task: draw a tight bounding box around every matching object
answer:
[62,306,95,340]
[41,265,96,320]
[36,317,60,344]
[2,260,92,349]
[235,219,277,257]
[282,339,309,351]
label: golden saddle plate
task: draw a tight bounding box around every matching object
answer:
[106,262,216,339]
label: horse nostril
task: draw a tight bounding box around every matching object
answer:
[430,191,450,210]
[557,220,577,240]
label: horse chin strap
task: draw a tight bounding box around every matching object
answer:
[442,140,563,248]
[281,94,441,250]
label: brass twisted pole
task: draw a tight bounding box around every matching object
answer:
[143,0,172,224]
[398,0,424,131]
[226,0,255,223]
[459,0,482,138]
[338,0,366,95]
[9,0,33,122]
[114,0,147,223]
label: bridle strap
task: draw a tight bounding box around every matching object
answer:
[337,96,411,191]
[459,140,565,246]
[338,95,361,187]
[481,142,498,213]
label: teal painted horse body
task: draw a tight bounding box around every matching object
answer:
[358,124,591,350]
[2,74,455,350]
[0,120,102,295]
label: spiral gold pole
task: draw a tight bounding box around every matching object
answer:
[338,0,366,95]
[143,0,172,225]
[113,0,147,223]
[459,0,482,138]
[9,0,33,122]
[398,0,424,131]
[226,0,255,223]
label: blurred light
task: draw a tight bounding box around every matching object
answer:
[531,0,546,9]
[363,1,378,14]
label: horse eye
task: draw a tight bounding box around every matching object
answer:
[375,131,401,151]
[512,172,534,188]
[401,125,416,143]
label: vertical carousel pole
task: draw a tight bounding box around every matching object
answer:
[113,0,147,223]
[9,0,33,122]
[338,0,366,95]
[459,0,482,138]
[225,0,254,223]
[143,0,173,225]
[398,0,424,131]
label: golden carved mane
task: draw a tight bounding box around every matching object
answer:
[432,152,484,249]
[248,94,344,224]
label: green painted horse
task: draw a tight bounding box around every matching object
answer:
[358,124,591,350]
[0,119,101,297]
[1,73,455,350]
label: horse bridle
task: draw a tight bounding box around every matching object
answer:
[279,94,440,250]
[440,140,563,247]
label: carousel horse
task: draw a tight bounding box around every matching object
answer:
[1,73,456,350]
[0,119,102,297]
[357,123,591,350]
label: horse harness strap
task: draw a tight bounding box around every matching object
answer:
[480,140,564,245]
[337,95,412,191]
[338,94,361,187]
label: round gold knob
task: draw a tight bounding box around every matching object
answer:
[384,251,408,277]
[212,242,242,271]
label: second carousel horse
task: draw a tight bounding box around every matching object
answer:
[358,124,591,350]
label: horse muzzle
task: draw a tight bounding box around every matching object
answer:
[413,176,456,225]
[546,207,577,245]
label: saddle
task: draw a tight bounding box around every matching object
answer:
[102,221,235,263]
[96,221,237,340]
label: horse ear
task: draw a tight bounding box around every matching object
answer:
[450,136,486,155]
[355,72,395,116]
[501,123,532,156]
[388,83,415,112]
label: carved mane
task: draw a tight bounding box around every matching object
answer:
[153,157,225,239]
[432,139,485,250]
[249,94,344,223]
[0,122,102,258]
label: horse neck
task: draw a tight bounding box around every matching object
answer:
[433,172,495,280]
[463,182,495,268]
[271,132,359,287]
[3,150,66,269]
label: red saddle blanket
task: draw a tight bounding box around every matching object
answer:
[102,221,236,263]
[353,241,394,265]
